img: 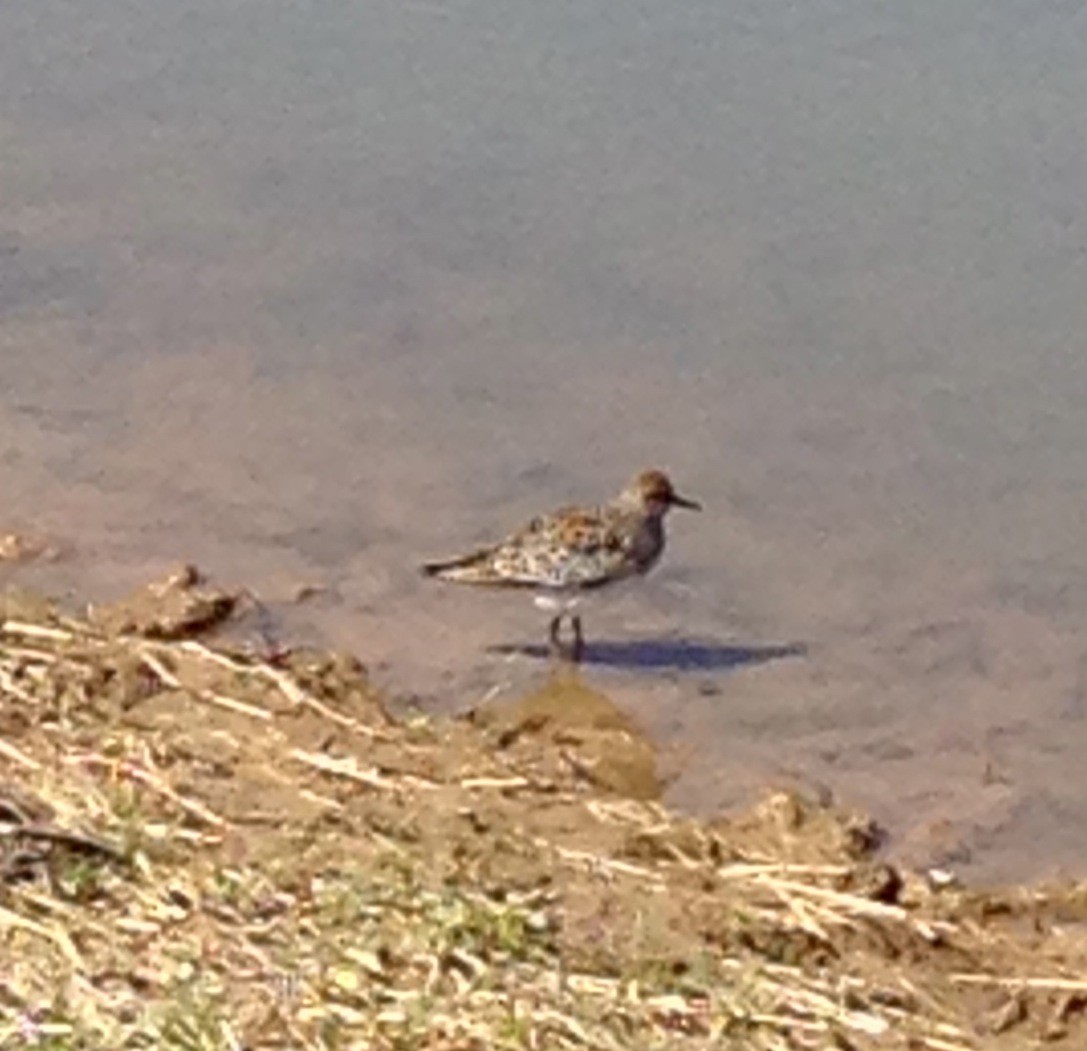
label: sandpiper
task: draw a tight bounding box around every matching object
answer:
[421,468,700,661]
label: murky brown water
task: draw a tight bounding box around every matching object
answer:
[3,0,1087,882]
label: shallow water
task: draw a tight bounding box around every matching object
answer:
[3,0,1087,881]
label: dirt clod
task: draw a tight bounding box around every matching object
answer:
[89,564,237,638]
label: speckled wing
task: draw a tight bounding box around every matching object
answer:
[422,506,636,590]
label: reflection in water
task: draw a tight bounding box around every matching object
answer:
[489,637,807,674]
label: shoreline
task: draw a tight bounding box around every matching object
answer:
[2,569,1086,1047]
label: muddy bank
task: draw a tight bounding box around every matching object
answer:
[1,571,1087,1048]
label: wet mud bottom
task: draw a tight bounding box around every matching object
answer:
[1,568,1086,1048]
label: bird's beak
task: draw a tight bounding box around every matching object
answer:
[670,492,701,511]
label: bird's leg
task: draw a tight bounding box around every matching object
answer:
[548,614,564,658]
[570,614,585,663]
[548,614,582,663]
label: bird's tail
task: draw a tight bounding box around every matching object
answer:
[420,548,501,584]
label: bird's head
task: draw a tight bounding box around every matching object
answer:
[623,468,701,517]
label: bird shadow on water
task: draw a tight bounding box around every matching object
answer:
[488,637,808,673]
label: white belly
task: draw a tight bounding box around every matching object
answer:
[533,592,582,613]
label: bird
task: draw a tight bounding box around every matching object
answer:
[420,468,700,661]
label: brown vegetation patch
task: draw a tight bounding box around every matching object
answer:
[1,573,1086,1048]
